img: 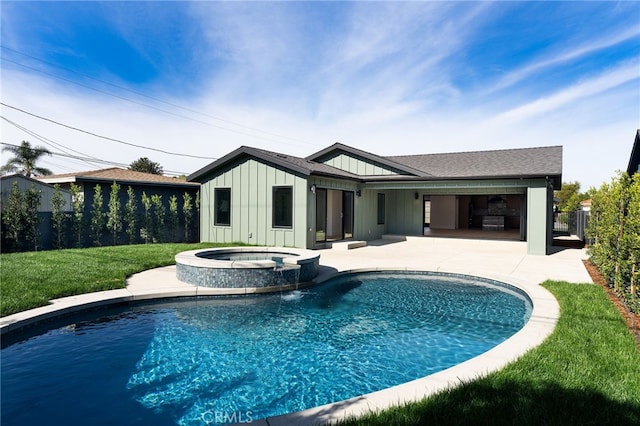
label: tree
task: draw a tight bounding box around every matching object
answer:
[124,186,137,244]
[107,182,122,245]
[1,141,53,177]
[70,183,84,247]
[183,192,193,242]
[168,194,178,242]
[151,194,165,243]
[23,185,42,251]
[90,184,105,246]
[2,181,24,251]
[129,157,163,175]
[555,181,587,212]
[50,184,68,249]
[141,192,152,244]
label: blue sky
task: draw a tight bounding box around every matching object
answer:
[1,1,638,189]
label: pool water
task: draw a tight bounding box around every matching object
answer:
[195,251,293,262]
[1,272,531,425]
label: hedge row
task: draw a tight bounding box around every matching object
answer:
[587,172,640,313]
[1,181,199,252]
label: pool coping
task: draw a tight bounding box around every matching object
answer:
[175,246,320,269]
[0,260,560,426]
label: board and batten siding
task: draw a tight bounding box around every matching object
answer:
[321,154,398,176]
[200,159,308,247]
[384,190,424,236]
[355,188,387,240]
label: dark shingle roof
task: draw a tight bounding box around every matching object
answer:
[188,146,361,182]
[388,146,562,180]
[306,142,427,176]
[188,144,563,187]
[627,130,640,176]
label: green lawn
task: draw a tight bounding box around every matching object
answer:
[341,281,640,425]
[2,247,639,425]
[0,243,223,316]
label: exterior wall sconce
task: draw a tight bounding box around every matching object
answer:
[356,190,362,197]
[310,184,316,194]
[414,192,419,200]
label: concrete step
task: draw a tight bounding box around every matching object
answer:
[331,240,367,250]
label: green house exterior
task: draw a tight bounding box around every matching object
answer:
[189,143,562,255]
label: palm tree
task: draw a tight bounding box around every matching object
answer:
[1,141,53,177]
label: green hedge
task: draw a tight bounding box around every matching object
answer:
[587,172,640,313]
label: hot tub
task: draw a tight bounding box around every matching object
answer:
[175,247,320,290]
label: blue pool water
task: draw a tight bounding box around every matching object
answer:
[1,272,531,425]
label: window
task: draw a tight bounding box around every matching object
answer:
[273,186,293,228]
[214,188,231,226]
[377,193,385,224]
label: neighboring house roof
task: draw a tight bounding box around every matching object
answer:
[1,174,72,212]
[188,143,563,188]
[39,168,199,187]
[627,129,640,176]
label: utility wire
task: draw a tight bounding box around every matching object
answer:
[2,116,105,169]
[1,141,189,176]
[2,46,321,148]
[1,102,217,161]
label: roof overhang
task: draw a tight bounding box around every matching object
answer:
[188,146,311,182]
[306,142,427,176]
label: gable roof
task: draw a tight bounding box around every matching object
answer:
[188,143,562,187]
[188,146,362,182]
[38,168,199,187]
[627,129,640,176]
[306,142,427,176]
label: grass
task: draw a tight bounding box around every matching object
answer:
[341,281,640,426]
[2,248,639,424]
[0,243,226,317]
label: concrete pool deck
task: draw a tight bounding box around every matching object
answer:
[0,237,592,425]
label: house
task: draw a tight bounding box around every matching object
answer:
[189,143,562,255]
[579,199,592,211]
[38,168,200,245]
[1,174,72,213]
[1,174,72,250]
[627,129,640,176]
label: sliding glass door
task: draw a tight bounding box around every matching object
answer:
[315,188,354,242]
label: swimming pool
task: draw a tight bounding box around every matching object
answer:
[1,271,532,425]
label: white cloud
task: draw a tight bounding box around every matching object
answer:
[485,26,640,94]
[489,60,639,124]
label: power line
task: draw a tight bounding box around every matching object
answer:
[2,116,105,169]
[1,45,321,148]
[1,141,190,176]
[1,103,218,161]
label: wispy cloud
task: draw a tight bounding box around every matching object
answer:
[490,60,639,124]
[484,26,640,95]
